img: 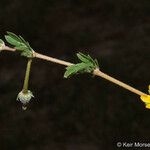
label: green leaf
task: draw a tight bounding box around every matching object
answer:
[64,52,99,78]
[94,59,99,68]
[5,31,34,58]
[5,35,21,46]
[19,36,32,51]
[21,50,33,58]
[7,32,22,42]
[64,63,90,78]
[87,54,96,65]
[77,52,91,63]
[77,52,99,67]
[19,35,27,44]
[15,45,28,51]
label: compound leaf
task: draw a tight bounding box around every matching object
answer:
[5,31,34,58]
[64,63,90,78]
[64,53,99,78]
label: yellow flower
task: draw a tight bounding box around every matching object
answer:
[140,95,150,109]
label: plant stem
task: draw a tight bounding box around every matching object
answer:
[35,52,73,66]
[93,69,147,96]
[3,46,16,52]
[34,53,147,96]
[1,46,148,96]
[22,59,32,94]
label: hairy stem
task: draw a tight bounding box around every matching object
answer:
[22,59,32,94]
[1,46,148,96]
[3,46,16,52]
[35,52,73,66]
[93,69,147,96]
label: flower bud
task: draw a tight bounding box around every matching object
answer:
[17,90,34,110]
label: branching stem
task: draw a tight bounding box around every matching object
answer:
[1,46,148,96]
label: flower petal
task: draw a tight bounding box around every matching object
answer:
[145,103,150,109]
[140,95,150,103]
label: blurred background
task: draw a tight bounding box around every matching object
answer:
[0,0,150,149]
